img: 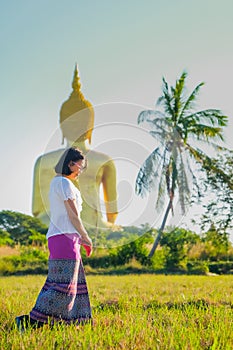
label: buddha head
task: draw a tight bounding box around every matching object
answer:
[60,65,94,144]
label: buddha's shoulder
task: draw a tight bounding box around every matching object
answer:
[86,150,114,163]
[34,149,66,167]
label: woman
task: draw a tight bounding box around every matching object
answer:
[16,148,93,331]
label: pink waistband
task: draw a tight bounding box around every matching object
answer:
[48,234,81,260]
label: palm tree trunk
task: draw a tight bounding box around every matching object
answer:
[148,199,173,257]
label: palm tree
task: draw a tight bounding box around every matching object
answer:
[135,71,228,257]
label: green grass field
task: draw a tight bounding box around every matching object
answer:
[1,274,233,349]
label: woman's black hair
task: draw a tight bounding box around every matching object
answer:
[55,147,85,175]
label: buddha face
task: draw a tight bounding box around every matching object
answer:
[60,109,94,143]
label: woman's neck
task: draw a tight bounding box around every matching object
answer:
[63,173,77,181]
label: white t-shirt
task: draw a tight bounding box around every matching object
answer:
[46,176,83,239]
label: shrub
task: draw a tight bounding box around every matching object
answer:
[28,230,47,246]
[208,261,233,275]
[0,229,14,246]
[0,258,15,275]
[187,261,209,275]
[0,247,48,275]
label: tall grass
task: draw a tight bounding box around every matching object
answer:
[1,274,233,349]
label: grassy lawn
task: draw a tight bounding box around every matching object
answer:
[1,274,233,349]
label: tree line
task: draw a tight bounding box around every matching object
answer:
[0,210,233,275]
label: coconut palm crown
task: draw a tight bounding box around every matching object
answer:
[135,71,228,257]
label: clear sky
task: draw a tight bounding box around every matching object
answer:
[0,0,232,233]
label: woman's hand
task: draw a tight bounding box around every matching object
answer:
[80,235,93,257]
[80,233,92,246]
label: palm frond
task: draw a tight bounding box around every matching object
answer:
[186,144,209,163]
[137,110,157,124]
[156,146,179,212]
[180,109,227,144]
[138,110,171,142]
[146,117,171,135]
[176,148,191,214]
[146,116,170,127]
[156,77,174,118]
[173,71,187,122]
[155,149,171,211]
[135,147,164,197]
[149,130,167,143]
[188,124,224,141]
[186,144,233,190]
[184,110,228,127]
[155,169,167,211]
[179,82,204,118]
[185,153,203,199]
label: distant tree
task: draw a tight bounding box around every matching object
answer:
[201,223,230,261]
[0,210,47,245]
[160,228,199,269]
[198,149,233,236]
[136,71,228,256]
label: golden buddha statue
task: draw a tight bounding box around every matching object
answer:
[32,65,118,229]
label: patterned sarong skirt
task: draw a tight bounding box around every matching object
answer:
[30,234,92,325]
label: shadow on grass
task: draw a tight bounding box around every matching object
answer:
[144,298,233,310]
[1,267,48,276]
[94,298,233,314]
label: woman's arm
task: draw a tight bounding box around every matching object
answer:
[64,198,92,247]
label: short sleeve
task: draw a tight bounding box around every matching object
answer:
[56,177,76,201]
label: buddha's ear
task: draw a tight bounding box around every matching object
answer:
[87,129,93,144]
[61,133,65,145]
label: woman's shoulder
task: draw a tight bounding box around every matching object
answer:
[50,176,71,190]
[51,176,80,193]
[51,175,69,183]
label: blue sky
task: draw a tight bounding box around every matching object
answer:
[0,0,233,231]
